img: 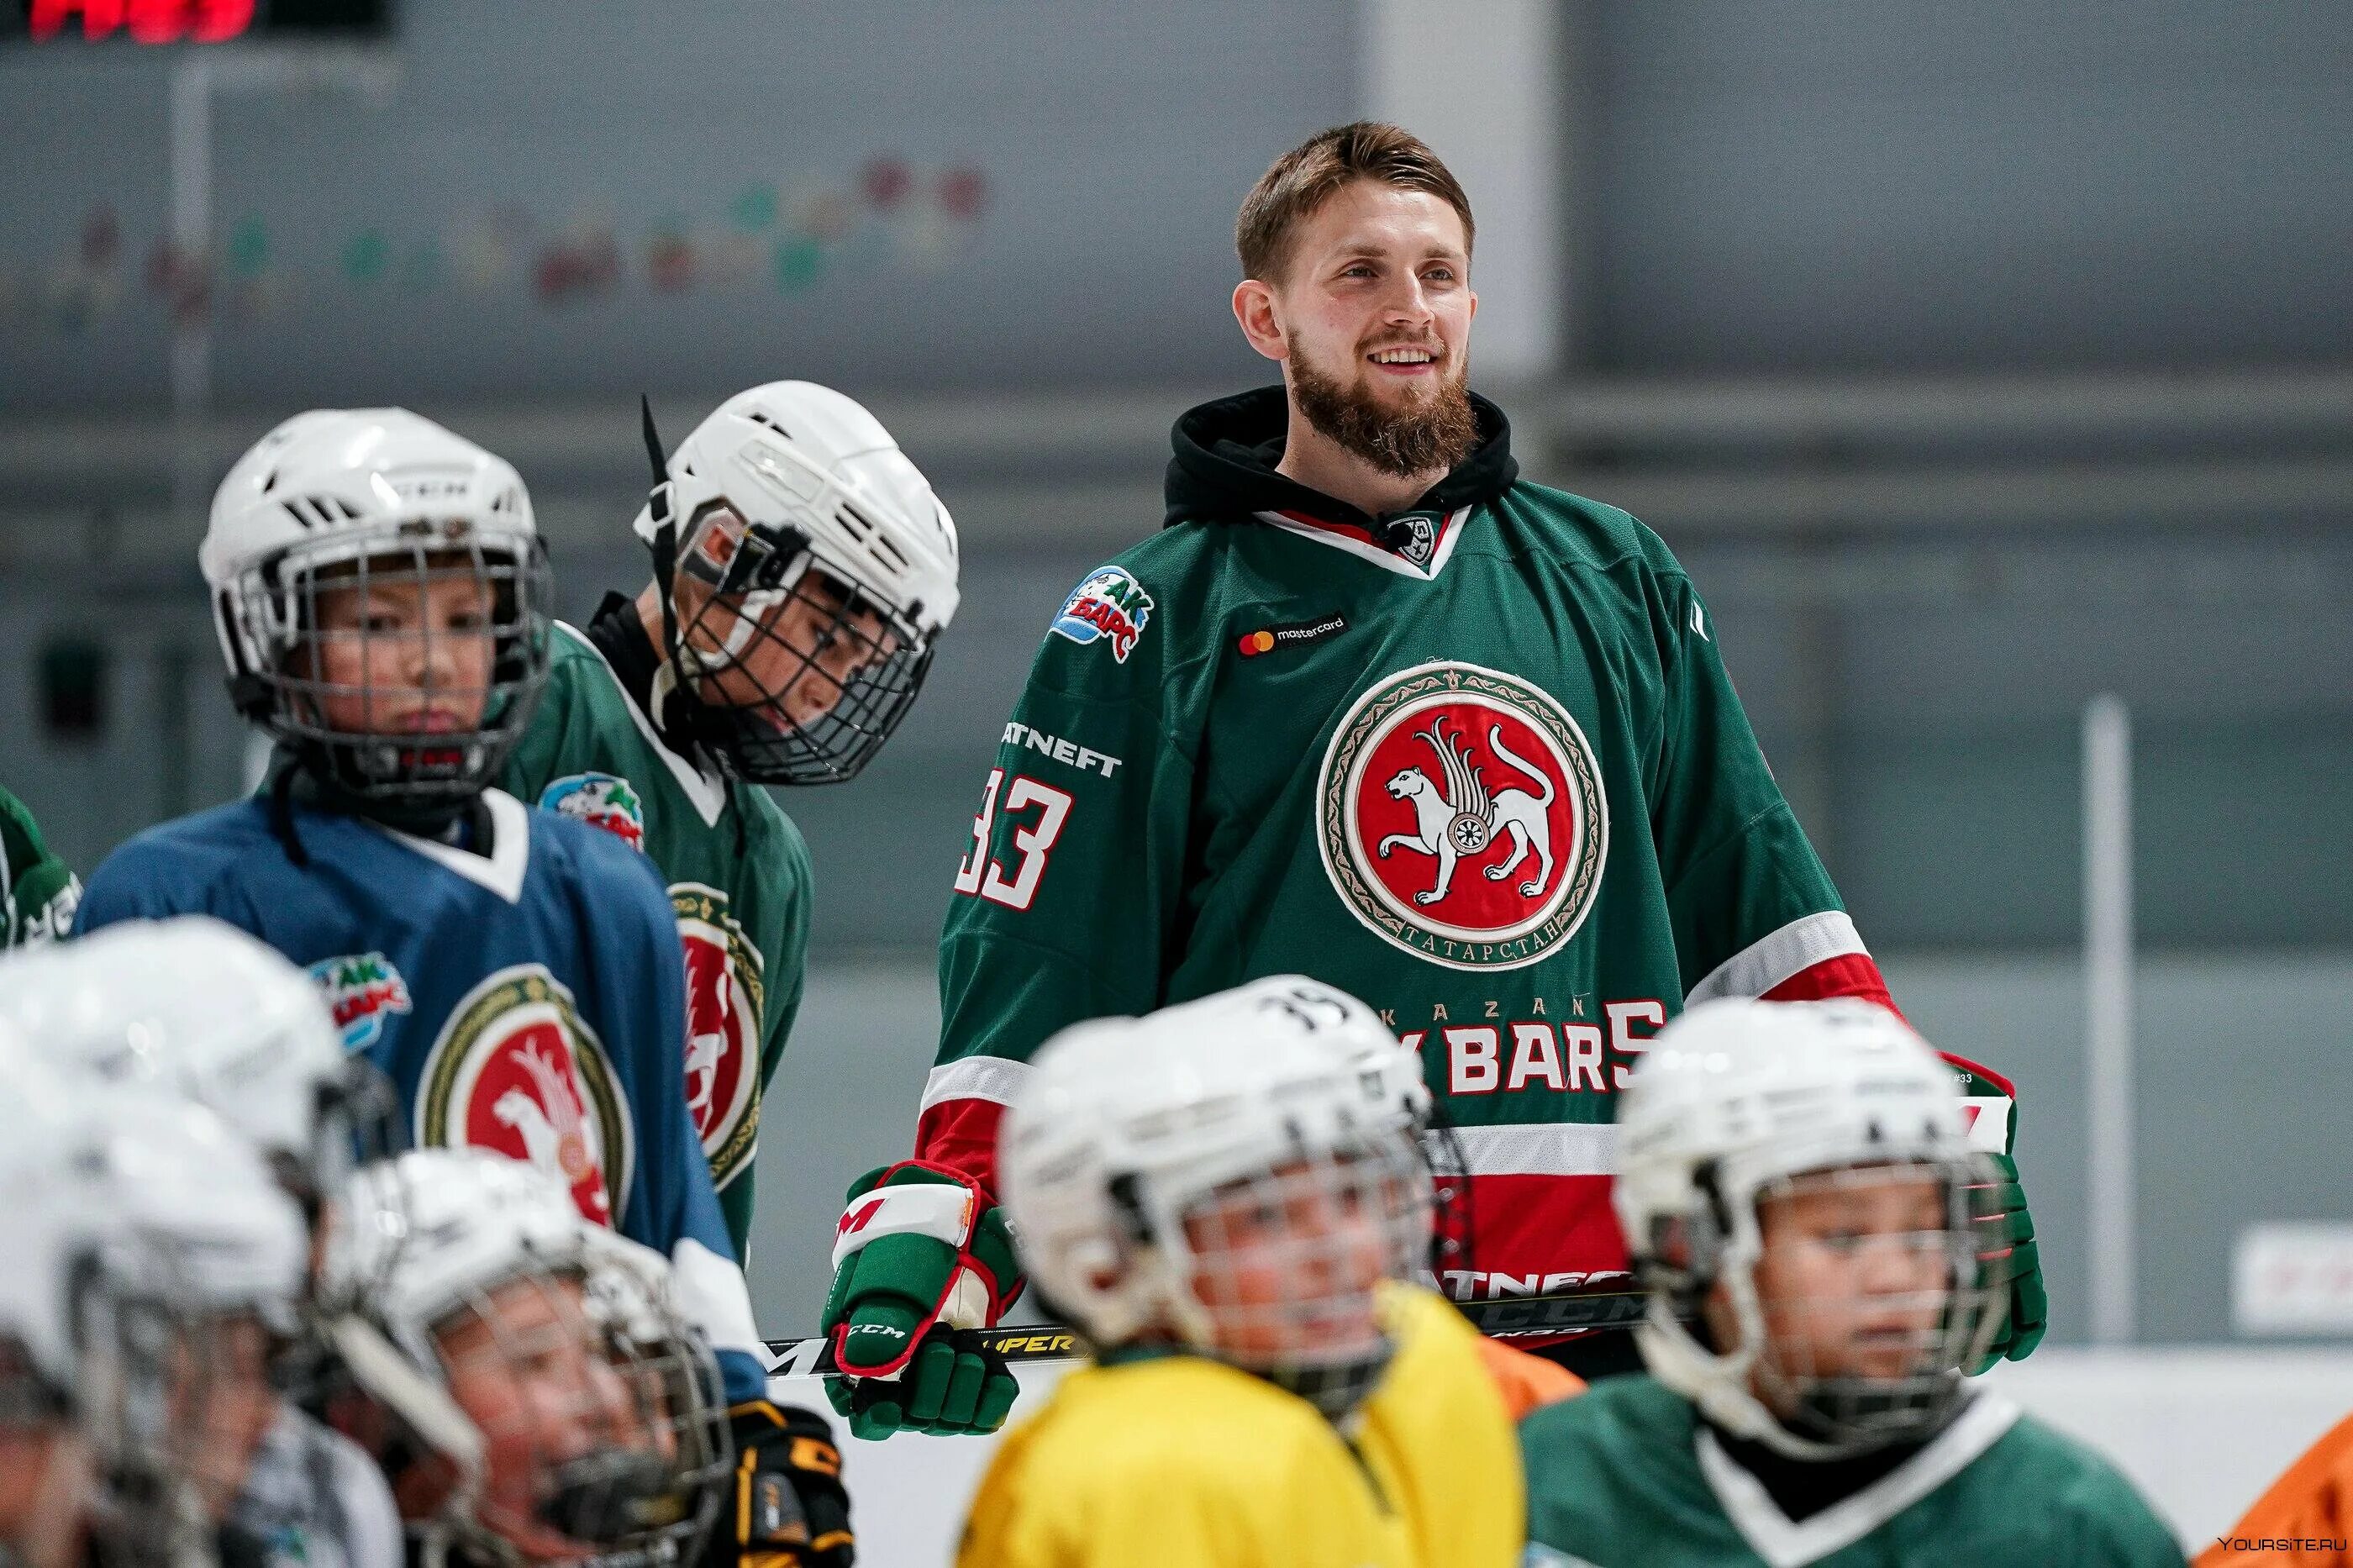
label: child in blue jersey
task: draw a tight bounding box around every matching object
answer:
[68,413,861,1561]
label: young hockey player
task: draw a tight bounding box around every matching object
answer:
[495,385,954,1558]
[1,784,78,948]
[0,1034,246,1568]
[0,1026,324,1568]
[500,380,960,1258]
[67,409,776,1420]
[318,1149,758,1568]
[0,916,404,1568]
[1520,998,2183,1568]
[830,119,2040,1417]
[954,981,1522,1568]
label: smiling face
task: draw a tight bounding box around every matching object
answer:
[397,1274,650,1565]
[1234,177,1479,481]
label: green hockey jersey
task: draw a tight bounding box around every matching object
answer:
[1519,1373,2185,1567]
[2,784,79,948]
[502,597,813,1256]
[920,388,1905,1308]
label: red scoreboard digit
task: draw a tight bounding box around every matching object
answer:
[27,0,257,42]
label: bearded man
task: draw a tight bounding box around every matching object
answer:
[815,122,2045,1432]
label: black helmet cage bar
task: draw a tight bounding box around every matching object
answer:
[218,520,553,809]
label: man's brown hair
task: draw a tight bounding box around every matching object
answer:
[1235,121,1475,284]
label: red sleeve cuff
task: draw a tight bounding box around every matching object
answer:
[913,1097,1007,1206]
[1760,951,1906,1023]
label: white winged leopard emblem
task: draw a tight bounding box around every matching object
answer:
[1376,717,1556,905]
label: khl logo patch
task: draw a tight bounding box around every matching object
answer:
[1318,661,1608,972]
[1049,565,1154,662]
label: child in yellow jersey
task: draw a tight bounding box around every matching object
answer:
[957,976,1523,1568]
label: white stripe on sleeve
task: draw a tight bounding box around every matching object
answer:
[1683,910,1866,1007]
[919,1055,1034,1115]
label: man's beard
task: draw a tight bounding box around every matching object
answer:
[1289,343,1478,481]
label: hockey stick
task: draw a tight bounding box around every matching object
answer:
[761,1282,1655,1379]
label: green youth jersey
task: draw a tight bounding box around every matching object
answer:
[2,785,80,948]
[1519,1374,2185,1568]
[502,597,813,1256]
[920,387,1903,1308]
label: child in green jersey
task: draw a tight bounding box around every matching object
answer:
[1520,998,2183,1568]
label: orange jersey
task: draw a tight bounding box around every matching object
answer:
[2199,1412,2353,1567]
[1474,1334,1585,1422]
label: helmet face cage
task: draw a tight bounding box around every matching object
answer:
[1161,1139,1431,1418]
[664,502,936,786]
[425,1259,727,1567]
[221,523,553,808]
[1716,1157,2008,1457]
[67,1258,230,1568]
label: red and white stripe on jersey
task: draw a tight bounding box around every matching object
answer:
[914,1055,1031,1197]
[1687,909,1903,1019]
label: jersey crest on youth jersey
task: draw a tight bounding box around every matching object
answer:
[309,951,414,1051]
[417,964,634,1228]
[539,772,648,854]
[672,882,763,1187]
[1319,661,1608,972]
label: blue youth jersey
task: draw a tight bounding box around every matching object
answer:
[76,787,766,1402]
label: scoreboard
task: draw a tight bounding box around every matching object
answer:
[5,0,390,43]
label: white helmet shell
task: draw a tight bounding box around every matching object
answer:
[81,1092,313,1332]
[999,992,1423,1354]
[0,916,371,1195]
[203,407,534,594]
[324,1148,589,1372]
[0,1026,120,1397]
[1158,975,1427,1134]
[638,381,959,638]
[1614,998,1998,1455]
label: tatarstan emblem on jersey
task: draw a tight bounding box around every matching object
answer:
[308,951,414,1050]
[673,881,764,1188]
[1049,566,1154,662]
[1319,661,1608,972]
[539,772,647,853]
[418,965,634,1228]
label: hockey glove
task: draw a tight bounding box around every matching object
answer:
[1943,1053,2049,1371]
[819,1162,1023,1439]
[706,1400,853,1568]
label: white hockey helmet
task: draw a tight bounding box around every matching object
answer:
[634,381,960,783]
[1176,976,1486,1285]
[319,1150,727,1566]
[203,408,553,809]
[1000,985,1429,1416]
[1615,999,2007,1457]
[0,1032,309,1568]
[0,917,398,1218]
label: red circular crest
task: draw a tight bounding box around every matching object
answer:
[419,966,634,1229]
[1319,662,1608,971]
[674,882,763,1189]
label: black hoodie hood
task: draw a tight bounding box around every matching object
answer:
[1163,385,1519,540]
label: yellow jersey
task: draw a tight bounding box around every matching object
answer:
[956,1283,1521,1568]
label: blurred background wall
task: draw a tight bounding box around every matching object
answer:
[4,0,2350,1408]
